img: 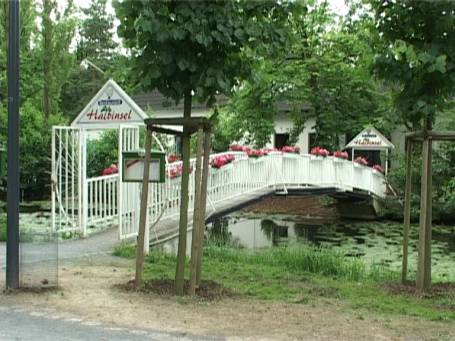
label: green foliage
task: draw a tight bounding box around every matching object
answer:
[218,3,394,149]
[113,243,136,258]
[0,213,5,241]
[60,0,136,119]
[86,130,119,178]
[79,0,116,61]
[386,107,455,223]
[115,0,296,106]
[370,0,455,130]
[40,0,77,117]
[0,102,66,199]
[0,0,39,104]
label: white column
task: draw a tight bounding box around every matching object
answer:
[118,125,123,240]
[81,129,88,237]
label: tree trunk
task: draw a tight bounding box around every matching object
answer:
[196,127,212,286]
[135,129,152,287]
[401,139,412,283]
[189,129,204,295]
[174,90,192,296]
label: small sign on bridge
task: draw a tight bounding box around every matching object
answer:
[122,150,165,183]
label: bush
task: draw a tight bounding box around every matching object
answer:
[0,102,67,200]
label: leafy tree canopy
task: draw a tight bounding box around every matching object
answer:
[217,2,394,150]
[114,0,300,106]
[370,0,455,130]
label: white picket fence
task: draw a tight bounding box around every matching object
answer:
[56,149,386,239]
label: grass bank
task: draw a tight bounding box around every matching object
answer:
[114,244,455,321]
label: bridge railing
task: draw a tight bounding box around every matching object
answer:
[142,151,386,235]
[90,150,387,240]
[86,174,119,229]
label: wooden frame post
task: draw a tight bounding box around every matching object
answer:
[135,129,152,287]
[402,130,455,290]
[417,137,432,290]
[143,113,215,296]
[196,127,212,286]
[189,129,204,295]
[174,129,191,295]
[401,139,412,283]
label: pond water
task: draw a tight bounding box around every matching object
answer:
[159,212,455,281]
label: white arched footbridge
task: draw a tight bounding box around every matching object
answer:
[51,125,386,244]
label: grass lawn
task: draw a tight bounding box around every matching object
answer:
[114,243,455,322]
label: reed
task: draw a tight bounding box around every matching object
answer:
[204,244,396,282]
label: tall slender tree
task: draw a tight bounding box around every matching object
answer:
[60,0,118,118]
[40,0,76,117]
[115,0,298,294]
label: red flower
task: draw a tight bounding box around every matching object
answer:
[229,144,244,152]
[167,154,180,163]
[372,164,384,173]
[354,156,369,166]
[282,145,301,154]
[102,164,118,176]
[310,146,330,157]
[210,153,236,169]
[333,150,349,159]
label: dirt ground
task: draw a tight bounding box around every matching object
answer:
[1,256,455,340]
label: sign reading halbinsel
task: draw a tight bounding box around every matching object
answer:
[71,79,148,127]
[345,127,394,150]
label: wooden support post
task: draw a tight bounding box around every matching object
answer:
[401,140,412,283]
[417,138,432,290]
[189,129,204,295]
[135,129,152,288]
[174,127,191,295]
[196,127,212,286]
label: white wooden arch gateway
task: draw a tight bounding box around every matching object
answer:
[52,79,147,238]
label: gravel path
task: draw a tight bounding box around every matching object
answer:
[0,227,121,273]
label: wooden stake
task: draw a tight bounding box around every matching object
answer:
[196,128,212,286]
[417,138,432,290]
[189,129,204,295]
[401,140,412,283]
[135,129,152,288]
[174,92,192,296]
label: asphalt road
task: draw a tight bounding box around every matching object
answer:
[0,305,219,341]
[0,227,120,272]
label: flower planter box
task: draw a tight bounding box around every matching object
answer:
[283,152,300,158]
[310,155,325,161]
[333,157,346,163]
[372,169,383,176]
[354,163,367,169]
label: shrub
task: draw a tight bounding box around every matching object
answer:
[0,102,67,200]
